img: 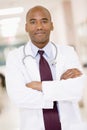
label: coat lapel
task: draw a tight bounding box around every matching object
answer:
[23,42,40,81]
[52,44,65,80]
[23,43,65,81]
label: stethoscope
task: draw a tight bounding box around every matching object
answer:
[22,42,57,66]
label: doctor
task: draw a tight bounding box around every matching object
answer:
[6,5,86,130]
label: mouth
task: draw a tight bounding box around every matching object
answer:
[35,31,45,35]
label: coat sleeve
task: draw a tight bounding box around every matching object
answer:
[42,46,86,102]
[5,50,50,109]
[42,76,85,101]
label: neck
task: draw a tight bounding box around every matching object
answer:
[32,41,49,49]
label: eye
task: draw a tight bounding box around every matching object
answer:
[29,20,36,24]
[42,19,48,24]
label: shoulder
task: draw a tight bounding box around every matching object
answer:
[6,45,24,63]
[56,44,76,55]
[56,44,75,51]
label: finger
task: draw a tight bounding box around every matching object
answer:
[66,68,82,76]
[60,70,74,79]
[60,68,82,80]
[61,72,82,80]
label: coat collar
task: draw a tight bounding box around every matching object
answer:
[24,41,56,60]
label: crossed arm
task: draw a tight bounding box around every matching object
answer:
[26,68,82,91]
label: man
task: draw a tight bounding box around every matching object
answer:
[6,5,86,130]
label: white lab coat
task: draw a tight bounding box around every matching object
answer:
[5,41,87,130]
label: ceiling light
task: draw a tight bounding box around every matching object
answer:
[0,17,20,25]
[0,17,20,37]
[0,7,24,15]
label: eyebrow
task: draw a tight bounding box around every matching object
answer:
[29,18,49,21]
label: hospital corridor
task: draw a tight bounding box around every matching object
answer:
[0,0,87,130]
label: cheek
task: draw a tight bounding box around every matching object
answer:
[25,24,35,33]
[45,24,53,32]
[26,28,34,36]
[45,28,52,34]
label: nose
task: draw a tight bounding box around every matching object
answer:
[36,21,43,29]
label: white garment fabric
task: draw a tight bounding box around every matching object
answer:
[0,87,19,130]
[5,41,87,130]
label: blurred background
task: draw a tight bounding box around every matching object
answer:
[0,0,87,130]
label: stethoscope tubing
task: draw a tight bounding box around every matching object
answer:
[22,42,57,65]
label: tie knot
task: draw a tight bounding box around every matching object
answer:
[38,50,44,56]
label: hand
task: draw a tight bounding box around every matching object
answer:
[60,68,82,80]
[26,81,42,91]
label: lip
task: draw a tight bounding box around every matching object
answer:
[35,31,45,35]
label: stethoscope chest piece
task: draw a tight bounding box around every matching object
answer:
[51,60,57,66]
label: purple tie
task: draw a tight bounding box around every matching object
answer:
[38,50,61,130]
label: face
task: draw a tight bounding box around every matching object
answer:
[25,6,53,48]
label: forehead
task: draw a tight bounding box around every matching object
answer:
[26,7,51,21]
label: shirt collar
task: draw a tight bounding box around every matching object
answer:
[30,41,52,58]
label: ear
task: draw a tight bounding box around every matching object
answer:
[25,23,28,32]
[51,22,54,31]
